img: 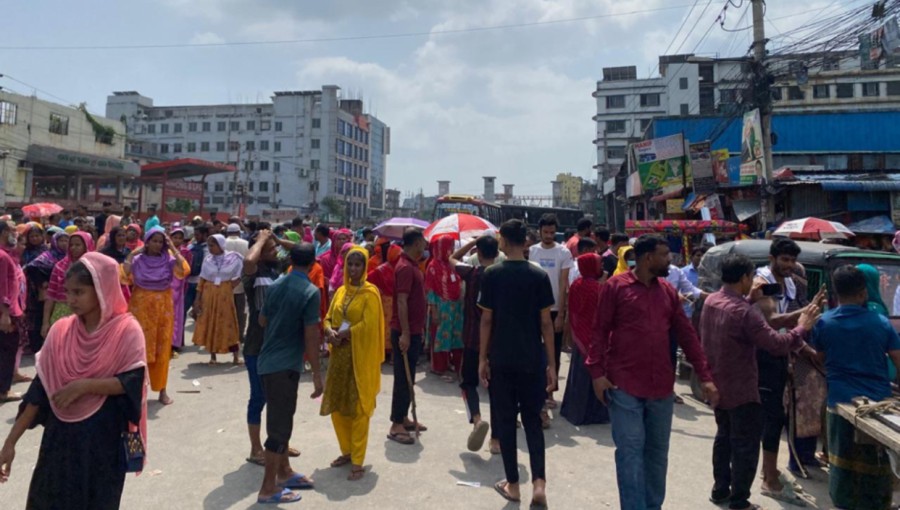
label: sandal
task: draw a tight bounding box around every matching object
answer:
[288,447,301,458]
[0,392,22,403]
[330,455,351,468]
[387,431,415,445]
[278,473,314,490]
[348,466,365,481]
[494,481,521,503]
[404,422,427,432]
[13,373,32,383]
[257,488,301,504]
[761,484,806,507]
[245,456,265,466]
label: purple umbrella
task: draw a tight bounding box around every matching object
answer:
[373,217,430,239]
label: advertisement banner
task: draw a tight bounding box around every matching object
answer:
[632,134,690,191]
[666,199,685,215]
[690,141,715,194]
[163,179,203,214]
[740,109,765,185]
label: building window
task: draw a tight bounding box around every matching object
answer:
[260,120,271,131]
[771,87,783,101]
[202,121,211,132]
[187,142,196,152]
[275,182,280,193]
[813,85,830,99]
[216,141,226,152]
[787,86,805,100]
[312,118,321,128]
[260,140,269,151]
[0,101,16,125]
[146,123,155,135]
[311,159,320,169]
[275,121,283,132]
[823,56,840,71]
[311,139,320,149]
[248,182,255,192]
[247,120,256,131]
[160,143,169,154]
[606,95,625,109]
[174,123,182,133]
[274,141,281,152]
[245,161,254,172]
[274,162,280,173]
[214,182,224,192]
[246,141,255,151]
[259,161,269,171]
[174,143,182,153]
[160,123,169,134]
[230,121,240,131]
[640,119,652,132]
[607,146,627,160]
[212,196,224,204]
[835,83,854,98]
[640,93,661,107]
[201,141,210,152]
[258,196,270,204]
[680,103,689,116]
[863,82,881,97]
[49,113,70,135]
[188,122,197,132]
[887,81,900,96]
[259,182,269,192]
[217,121,226,132]
[229,141,240,151]
[679,77,688,90]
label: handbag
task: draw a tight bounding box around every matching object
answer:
[121,423,145,473]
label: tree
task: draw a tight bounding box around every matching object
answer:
[321,196,346,224]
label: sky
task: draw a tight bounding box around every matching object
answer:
[0,0,860,197]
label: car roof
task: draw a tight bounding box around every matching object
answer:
[702,239,900,265]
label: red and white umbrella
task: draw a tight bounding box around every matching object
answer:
[424,213,497,242]
[773,217,855,240]
[22,202,63,218]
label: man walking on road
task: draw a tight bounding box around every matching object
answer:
[386,228,429,445]
[700,254,819,510]
[480,219,555,507]
[587,234,719,510]
[255,244,323,504]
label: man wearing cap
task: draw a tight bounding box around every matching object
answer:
[226,223,251,346]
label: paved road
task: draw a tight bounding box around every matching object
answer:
[0,327,880,509]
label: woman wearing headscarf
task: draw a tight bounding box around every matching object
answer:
[24,232,68,353]
[368,244,402,358]
[191,234,244,365]
[42,232,93,338]
[329,243,354,295]
[612,245,635,276]
[19,223,46,267]
[124,224,143,252]
[99,226,130,264]
[859,263,896,383]
[319,228,352,283]
[426,234,464,378]
[560,253,609,426]
[169,229,191,354]
[96,214,122,251]
[124,226,186,405]
[367,237,390,273]
[320,246,384,481]
[0,252,148,509]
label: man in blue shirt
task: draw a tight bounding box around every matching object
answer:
[812,265,900,510]
[143,205,160,234]
[255,243,323,504]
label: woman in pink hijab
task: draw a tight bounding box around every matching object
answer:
[0,252,148,509]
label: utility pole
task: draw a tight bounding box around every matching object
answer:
[752,0,775,229]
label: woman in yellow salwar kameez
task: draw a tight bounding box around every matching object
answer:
[321,246,384,481]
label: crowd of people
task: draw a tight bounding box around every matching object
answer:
[0,206,897,509]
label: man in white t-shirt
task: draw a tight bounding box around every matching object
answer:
[225,223,250,344]
[528,214,572,417]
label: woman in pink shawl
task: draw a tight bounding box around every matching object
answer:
[328,243,354,294]
[0,252,148,509]
[318,228,353,286]
[96,214,122,251]
[41,231,94,338]
[169,229,191,353]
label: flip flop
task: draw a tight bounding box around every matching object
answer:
[245,456,265,466]
[467,421,490,452]
[387,432,415,445]
[494,481,521,503]
[761,484,806,507]
[0,392,22,403]
[278,473,314,490]
[330,455,351,468]
[404,423,427,432]
[257,488,301,504]
[288,447,301,457]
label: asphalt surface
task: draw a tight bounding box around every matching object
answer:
[0,326,892,509]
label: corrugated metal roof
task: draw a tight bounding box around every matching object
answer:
[820,180,900,191]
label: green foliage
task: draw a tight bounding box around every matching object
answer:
[78,103,117,145]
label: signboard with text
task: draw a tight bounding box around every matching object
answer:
[632,134,691,192]
[689,141,715,194]
[739,109,765,185]
[163,179,203,214]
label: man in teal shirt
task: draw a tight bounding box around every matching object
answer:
[143,205,160,234]
[255,243,323,504]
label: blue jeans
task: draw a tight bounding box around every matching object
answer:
[245,355,266,425]
[608,389,674,510]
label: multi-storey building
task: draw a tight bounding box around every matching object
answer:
[106,86,389,219]
[553,172,584,208]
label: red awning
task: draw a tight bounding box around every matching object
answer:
[140,158,236,180]
[625,219,747,235]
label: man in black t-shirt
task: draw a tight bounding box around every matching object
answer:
[479,219,556,507]
[602,233,629,277]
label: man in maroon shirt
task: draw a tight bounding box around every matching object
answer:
[700,254,819,510]
[386,228,428,445]
[587,234,719,510]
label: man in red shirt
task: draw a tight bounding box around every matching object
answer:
[386,228,428,445]
[587,234,719,510]
[564,217,592,255]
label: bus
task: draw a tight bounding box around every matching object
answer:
[432,195,584,231]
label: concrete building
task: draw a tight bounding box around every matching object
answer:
[0,90,137,208]
[106,86,389,219]
[555,172,584,208]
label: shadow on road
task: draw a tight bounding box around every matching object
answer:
[307,466,379,501]
[201,462,260,510]
[382,434,424,463]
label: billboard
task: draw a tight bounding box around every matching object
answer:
[689,141,715,194]
[739,109,765,185]
[163,179,203,214]
[632,133,690,192]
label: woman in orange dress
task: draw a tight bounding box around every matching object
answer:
[367,243,402,357]
[124,226,187,405]
[191,234,243,365]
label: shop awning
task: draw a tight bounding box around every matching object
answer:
[26,144,139,177]
[820,180,900,192]
[732,200,762,222]
[847,215,896,234]
[141,158,236,180]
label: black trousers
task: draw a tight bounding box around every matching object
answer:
[390,330,423,424]
[0,329,18,394]
[261,370,300,454]
[460,348,496,438]
[712,403,764,510]
[548,311,563,398]
[490,366,546,484]
[757,351,788,453]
